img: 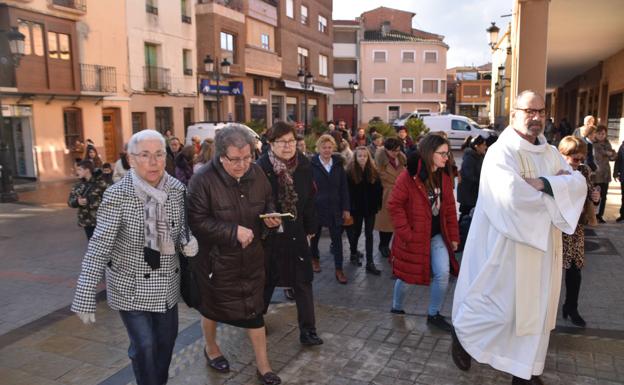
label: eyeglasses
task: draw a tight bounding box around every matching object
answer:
[273,139,297,147]
[222,154,253,165]
[515,108,546,117]
[434,151,451,158]
[132,151,166,163]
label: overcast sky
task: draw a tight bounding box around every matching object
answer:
[333,0,513,69]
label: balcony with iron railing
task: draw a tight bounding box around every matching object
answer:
[144,66,171,93]
[80,63,117,94]
[196,0,244,19]
[50,0,87,13]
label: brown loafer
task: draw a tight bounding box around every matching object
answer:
[312,258,321,273]
[335,269,348,284]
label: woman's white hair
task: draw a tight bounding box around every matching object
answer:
[128,129,166,154]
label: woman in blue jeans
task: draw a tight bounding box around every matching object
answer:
[386,133,460,332]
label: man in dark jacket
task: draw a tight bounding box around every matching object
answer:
[165,137,182,175]
[310,134,351,284]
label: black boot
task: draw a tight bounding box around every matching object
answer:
[511,375,544,385]
[350,251,363,266]
[300,330,323,346]
[562,304,586,327]
[365,262,381,275]
[451,328,471,371]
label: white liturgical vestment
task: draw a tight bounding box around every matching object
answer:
[452,127,587,380]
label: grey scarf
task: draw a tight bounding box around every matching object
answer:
[131,169,176,258]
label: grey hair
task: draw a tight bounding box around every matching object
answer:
[127,129,166,154]
[215,124,256,158]
[514,90,544,108]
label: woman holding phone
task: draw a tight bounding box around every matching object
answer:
[257,121,323,347]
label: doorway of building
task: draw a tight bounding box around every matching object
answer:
[333,104,357,130]
[103,108,121,163]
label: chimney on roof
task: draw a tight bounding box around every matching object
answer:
[381,21,390,36]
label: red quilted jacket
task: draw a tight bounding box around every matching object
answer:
[388,157,460,285]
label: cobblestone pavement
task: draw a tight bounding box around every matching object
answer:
[0,182,623,384]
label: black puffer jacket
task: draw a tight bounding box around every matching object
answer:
[257,153,318,286]
[457,148,484,208]
[187,158,275,322]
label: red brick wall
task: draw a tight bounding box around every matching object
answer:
[361,7,413,34]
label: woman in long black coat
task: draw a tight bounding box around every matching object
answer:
[310,134,351,284]
[257,122,323,346]
[457,135,487,220]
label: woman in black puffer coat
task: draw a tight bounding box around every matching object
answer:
[457,135,487,220]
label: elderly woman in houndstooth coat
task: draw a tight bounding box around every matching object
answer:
[71,129,198,385]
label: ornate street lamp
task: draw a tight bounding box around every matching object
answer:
[486,22,500,49]
[1,26,26,203]
[348,79,359,134]
[204,55,231,121]
[298,69,314,135]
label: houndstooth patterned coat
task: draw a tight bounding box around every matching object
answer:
[71,172,187,314]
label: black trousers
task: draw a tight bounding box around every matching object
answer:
[621,182,624,217]
[263,280,316,333]
[378,231,393,250]
[459,204,475,222]
[84,226,95,240]
[347,213,376,263]
[564,265,582,311]
[596,182,609,218]
[310,223,344,269]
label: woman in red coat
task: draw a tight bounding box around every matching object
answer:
[388,133,460,332]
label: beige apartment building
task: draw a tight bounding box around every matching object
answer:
[0,0,198,181]
[447,64,492,125]
[336,7,448,127]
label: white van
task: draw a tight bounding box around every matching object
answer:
[422,115,496,149]
[184,122,260,146]
[392,111,436,129]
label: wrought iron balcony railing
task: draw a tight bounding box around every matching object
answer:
[52,0,87,12]
[80,63,116,93]
[144,66,171,92]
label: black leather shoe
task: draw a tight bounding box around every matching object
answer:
[365,263,381,275]
[427,312,452,332]
[300,330,324,346]
[350,252,363,266]
[390,308,405,315]
[512,375,544,385]
[451,328,471,371]
[562,305,586,327]
[257,370,281,385]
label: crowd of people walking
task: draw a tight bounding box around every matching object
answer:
[67,93,624,385]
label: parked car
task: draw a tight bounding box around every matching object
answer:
[185,122,260,146]
[422,115,496,149]
[392,111,436,129]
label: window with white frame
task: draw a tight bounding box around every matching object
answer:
[319,54,328,77]
[402,51,415,63]
[401,79,414,93]
[373,79,386,94]
[422,79,438,93]
[221,31,235,63]
[261,33,270,50]
[424,51,438,63]
[318,15,327,33]
[286,0,294,18]
[297,47,309,70]
[182,49,192,76]
[373,50,386,63]
[300,5,308,24]
[389,106,400,122]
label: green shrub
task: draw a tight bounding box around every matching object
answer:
[310,118,327,136]
[245,119,267,134]
[404,118,430,141]
[304,134,318,153]
[368,120,396,138]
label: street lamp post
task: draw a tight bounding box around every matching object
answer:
[1,26,26,203]
[348,79,359,135]
[297,69,314,135]
[203,55,231,122]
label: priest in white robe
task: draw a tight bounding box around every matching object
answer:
[451,90,587,385]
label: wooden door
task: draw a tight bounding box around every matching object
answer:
[103,110,117,163]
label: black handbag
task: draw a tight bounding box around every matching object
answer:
[179,195,201,308]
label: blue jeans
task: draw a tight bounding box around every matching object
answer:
[119,305,178,385]
[392,234,450,316]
